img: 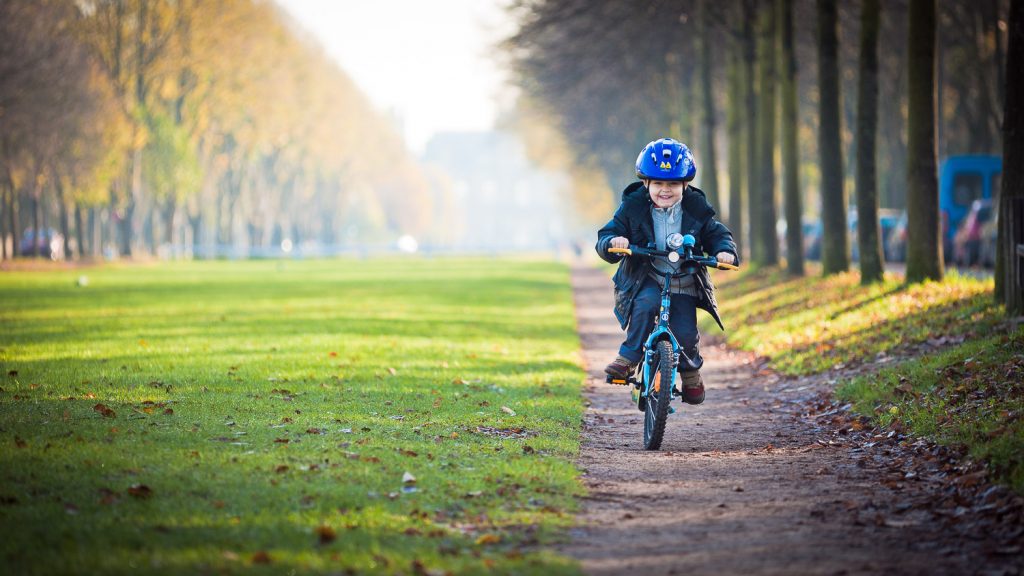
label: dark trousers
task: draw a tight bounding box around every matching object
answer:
[618,277,703,371]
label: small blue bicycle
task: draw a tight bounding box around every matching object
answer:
[607,233,738,450]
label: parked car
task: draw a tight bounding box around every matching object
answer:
[776,218,822,261]
[885,209,950,263]
[885,211,908,262]
[850,208,902,262]
[939,155,1001,262]
[19,228,64,260]
[952,199,995,268]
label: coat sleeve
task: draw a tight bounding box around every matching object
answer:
[595,203,629,264]
[701,216,740,265]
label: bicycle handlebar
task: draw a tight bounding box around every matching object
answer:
[608,245,739,271]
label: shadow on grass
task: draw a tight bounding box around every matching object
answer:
[827,283,908,320]
[758,287,996,373]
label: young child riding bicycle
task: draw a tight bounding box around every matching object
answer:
[596,138,738,405]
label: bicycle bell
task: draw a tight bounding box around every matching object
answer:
[667,233,683,262]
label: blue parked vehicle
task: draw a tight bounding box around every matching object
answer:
[939,155,1002,258]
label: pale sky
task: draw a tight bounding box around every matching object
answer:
[276,0,514,153]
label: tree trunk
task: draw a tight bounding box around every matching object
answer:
[699,0,719,208]
[779,0,803,276]
[9,180,17,259]
[74,203,85,260]
[906,0,943,283]
[755,0,778,266]
[856,0,884,284]
[144,201,156,256]
[996,0,1023,314]
[727,34,745,253]
[31,182,41,258]
[743,0,758,264]
[88,206,98,257]
[994,0,1006,113]
[188,212,202,258]
[120,148,141,257]
[56,178,71,261]
[818,0,849,275]
[0,185,6,260]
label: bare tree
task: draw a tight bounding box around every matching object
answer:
[855,0,884,283]
[754,0,779,266]
[996,0,1023,314]
[818,0,848,275]
[779,0,803,276]
[699,0,719,208]
[906,0,943,282]
[727,27,745,254]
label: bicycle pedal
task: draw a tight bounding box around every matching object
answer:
[605,375,628,386]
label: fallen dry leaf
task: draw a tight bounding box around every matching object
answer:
[475,533,501,545]
[98,488,119,505]
[127,484,153,499]
[315,524,337,544]
[93,403,116,418]
[501,406,516,416]
[251,551,272,564]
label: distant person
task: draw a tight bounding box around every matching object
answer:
[595,138,738,404]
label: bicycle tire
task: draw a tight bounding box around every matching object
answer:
[643,339,675,450]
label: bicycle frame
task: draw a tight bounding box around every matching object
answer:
[640,270,682,401]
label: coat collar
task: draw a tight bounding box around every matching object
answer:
[620,181,716,222]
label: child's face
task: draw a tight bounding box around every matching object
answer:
[646,180,686,209]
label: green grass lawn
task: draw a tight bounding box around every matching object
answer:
[0,258,585,575]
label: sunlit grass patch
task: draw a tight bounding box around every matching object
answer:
[702,263,1021,492]
[701,266,1000,375]
[837,329,1024,492]
[0,258,583,575]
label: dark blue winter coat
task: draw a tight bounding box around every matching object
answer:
[595,182,739,331]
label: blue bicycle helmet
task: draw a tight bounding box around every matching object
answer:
[635,138,696,182]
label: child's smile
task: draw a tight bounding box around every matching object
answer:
[646,180,685,209]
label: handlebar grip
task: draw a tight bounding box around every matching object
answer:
[715,262,740,271]
[608,247,633,256]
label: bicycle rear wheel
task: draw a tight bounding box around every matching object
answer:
[643,339,675,450]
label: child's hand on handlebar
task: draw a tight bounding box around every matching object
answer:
[610,237,630,249]
[715,252,736,265]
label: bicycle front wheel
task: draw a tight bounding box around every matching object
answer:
[643,339,675,450]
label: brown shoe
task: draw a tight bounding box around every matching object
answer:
[679,370,705,405]
[604,355,637,381]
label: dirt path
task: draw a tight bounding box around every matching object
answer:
[564,265,1020,576]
